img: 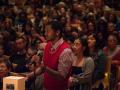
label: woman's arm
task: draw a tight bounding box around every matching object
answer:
[72,57,94,84]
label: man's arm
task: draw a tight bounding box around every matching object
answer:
[27,48,74,80]
[43,48,74,79]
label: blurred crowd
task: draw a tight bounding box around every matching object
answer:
[0,0,120,90]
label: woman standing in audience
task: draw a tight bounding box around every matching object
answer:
[69,37,94,90]
[87,34,107,90]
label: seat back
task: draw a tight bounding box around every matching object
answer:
[102,57,112,90]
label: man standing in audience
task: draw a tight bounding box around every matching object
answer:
[28,20,74,90]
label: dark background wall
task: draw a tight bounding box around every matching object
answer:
[105,0,120,10]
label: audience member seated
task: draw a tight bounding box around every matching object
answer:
[0,60,11,90]
[103,34,120,64]
[103,34,120,89]
[9,37,29,73]
[87,34,107,90]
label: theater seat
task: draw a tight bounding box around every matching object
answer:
[92,57,111,90]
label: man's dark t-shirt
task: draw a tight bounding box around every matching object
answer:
[9,53,29,73]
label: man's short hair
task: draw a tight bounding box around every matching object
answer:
[49,20,63,36]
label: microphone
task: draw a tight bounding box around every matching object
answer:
[36,50,43,57]
[29,50,43,66]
